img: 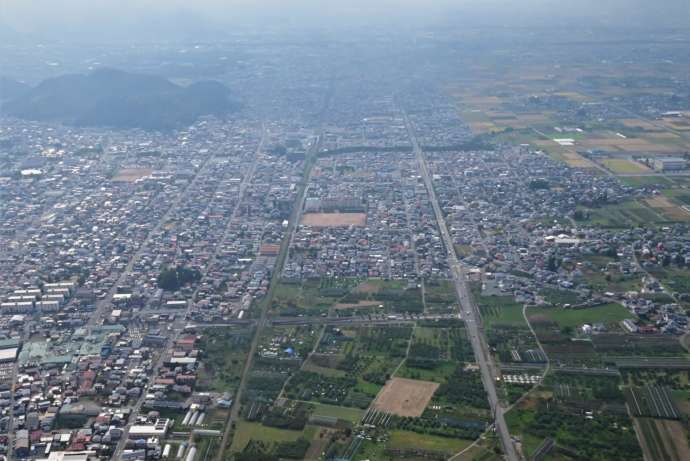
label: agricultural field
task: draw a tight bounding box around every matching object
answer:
[231,400,355,460]
[527,303,631,330]
[229,420,315,452]
[506,394,642,461]
[351,279,426,314]
[306,402,365,424]
[285,370,372,408]
[237,320,491,461]
[449,63,690,178]
[387,429,472,455]
[539,288,581,306]
[472,288,527,328]
[451,437,503,461]
[619,175,674,187]
[646,266,690,294]
[523,302,646,368]
[575,199,678,228]
[256,324,319,363]
[242,326,317,407]
[196,326,254,393]
[472,286,546,368]
[271,277,361,316]
[625,386,680,419]
[487,325,544,365]
[278,325,417,411]
[592,334,686,357]
[617,371,690,460]
[509,364,690,460]
[396,322,476,382]
[272,278,428,317]
[599,157,650,174]
[424,278,459,312]
[635,418,690,461]
[579,255,643,293]
[645,195,690,222]
[438,44,690,461]
[547,372,626,405]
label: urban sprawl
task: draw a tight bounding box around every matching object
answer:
[2,33,690,461]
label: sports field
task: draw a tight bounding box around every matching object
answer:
[112,168,152,182]
[372,377,439,417]
[301,212,367,227]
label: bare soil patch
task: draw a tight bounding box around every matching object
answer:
[372,377,439,417]
[304,428,336,461]
[112,168,152,182]
[335,300,381,310]
[660,419,690,461]
[301,212,366,227]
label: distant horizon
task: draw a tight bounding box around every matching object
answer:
[2,0,690,45]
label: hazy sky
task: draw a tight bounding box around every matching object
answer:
[2,0,690,43]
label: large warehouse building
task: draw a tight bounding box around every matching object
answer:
[654,157,687,171]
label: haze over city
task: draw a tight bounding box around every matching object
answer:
[3,0,690,40]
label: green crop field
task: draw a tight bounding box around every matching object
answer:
[196,327,253,393]
[540,288,581,306]
[387,430,472,454]
[576,199,674,228]
[230,421,314,452]
[307,402,365,424]
[649,267,690,293]
[528,303,631,329]
[601,158,650,174]
[396,360,456,383]
[620,176,673,187]
[504,408,544,458]
[474,292,527,327]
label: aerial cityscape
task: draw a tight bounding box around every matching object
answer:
[1,1,690,460]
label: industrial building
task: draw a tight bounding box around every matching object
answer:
[654,157,687,171]
[129,418,171,438]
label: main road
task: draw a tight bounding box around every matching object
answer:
[112,128,266,460]
[214,131,323,461]
[402,110,520,461]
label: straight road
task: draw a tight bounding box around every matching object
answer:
[403,110,520,461]
[184,312,458,327]
[214,132,322,461]
[112,129,266,460]
[87,151,216,330]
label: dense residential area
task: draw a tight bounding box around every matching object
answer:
[2,6,690,461]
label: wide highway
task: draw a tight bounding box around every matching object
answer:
[403,109,520,461]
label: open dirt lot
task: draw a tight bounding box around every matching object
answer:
[301,212,366,227]
[112,168,152,182]
[372,377,439,417]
